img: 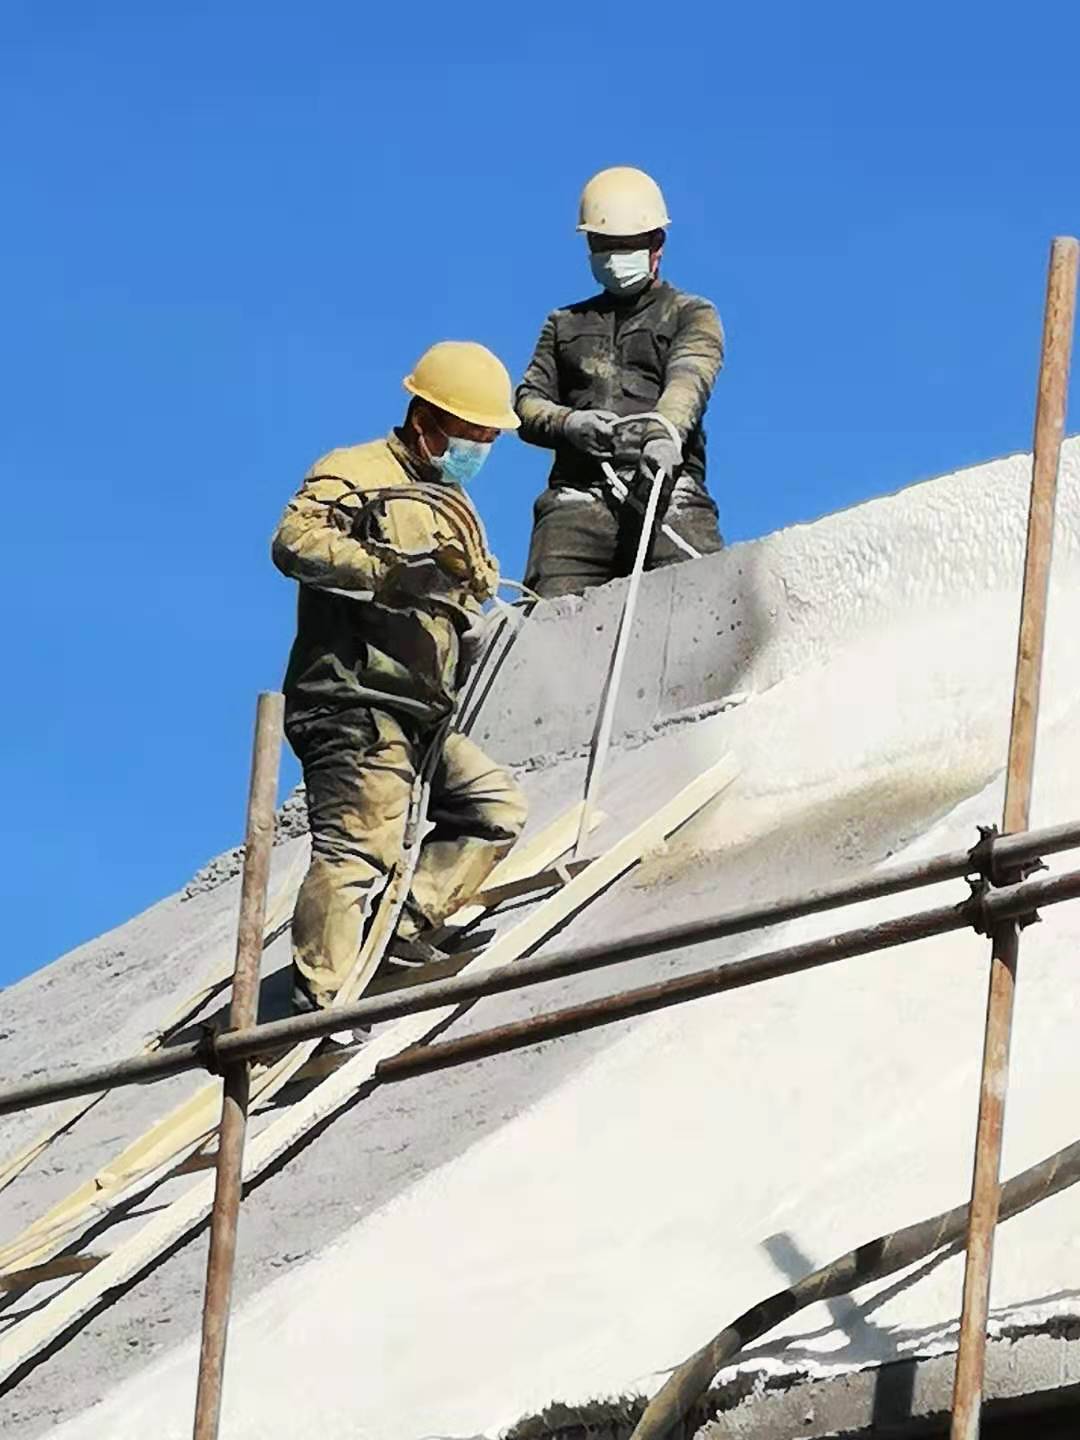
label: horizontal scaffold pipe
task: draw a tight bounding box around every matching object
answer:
[0,845,1078,1119]
[374,862,1080,1082]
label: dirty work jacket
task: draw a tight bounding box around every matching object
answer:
[272,433,498,731]
[514,279,724,493]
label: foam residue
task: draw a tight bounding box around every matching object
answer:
[39,444,1080,1440]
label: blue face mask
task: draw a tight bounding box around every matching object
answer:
[590,248,653,296]
[432,434,493,485]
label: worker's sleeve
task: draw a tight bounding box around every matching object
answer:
[655,297,725,442]
[515,315,573,449]
[271,475,391,592]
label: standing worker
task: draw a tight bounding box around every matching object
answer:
[272,341,527,1014]
[516,166,725,599]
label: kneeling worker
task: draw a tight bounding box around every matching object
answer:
[272,341,527,1013]
[516,166,725,598]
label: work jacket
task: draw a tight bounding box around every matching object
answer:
[272,433,498,731]
[515,279,724,493]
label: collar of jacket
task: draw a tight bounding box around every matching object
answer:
[387,428,440,484]
[593,275,671,317]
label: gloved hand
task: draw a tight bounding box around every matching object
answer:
[638,432,682,482]
[458,610,495,672]
[562,409,618,458]
[379,553,457,603]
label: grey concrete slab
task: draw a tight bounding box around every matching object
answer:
[698,1320,1080,1438]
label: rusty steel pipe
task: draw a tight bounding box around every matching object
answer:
[631,1131,1080,1440]
[374,864,1080,1085]
[192,692,284,1440]
[0,816,1077,1124]
[0,1041,207,1114]
[2,838,1080,1119]
[951,236,1079,1440]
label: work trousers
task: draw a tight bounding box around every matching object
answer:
[287,706,527,1008]
[524,483,723,600]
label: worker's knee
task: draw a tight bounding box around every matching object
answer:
[299,713,415,872]
[461,763,528,843]
[437,733,527,841]
[476,755,529,842]
[308,790,409,874]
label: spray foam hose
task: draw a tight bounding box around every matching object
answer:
[572,429,673,859]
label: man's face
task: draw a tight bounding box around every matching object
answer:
[586,228,665,287]
[587,230,656,256]
[415,404,499,458]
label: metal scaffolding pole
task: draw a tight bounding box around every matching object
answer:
[0,855,1078,1118]
[192,692,284,1440]
[374,864,1080,1084]
[2,816,1078,1121]
[950,236,1079,1440]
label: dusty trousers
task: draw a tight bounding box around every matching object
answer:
[288,706,527,1008]
[524,482,723,600]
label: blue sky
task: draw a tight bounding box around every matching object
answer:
[1,1,1078,984]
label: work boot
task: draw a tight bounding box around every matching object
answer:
[291,970,369,1049]
[379,898,454,975]
[385,933,452,968]
[291,971,320,1016]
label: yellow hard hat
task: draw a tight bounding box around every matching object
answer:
[403,341,520,430]
[577,166,671,235]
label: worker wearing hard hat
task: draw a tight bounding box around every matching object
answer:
[516,166,724,597]
[272,341,527,1013]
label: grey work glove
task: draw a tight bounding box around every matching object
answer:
[562,408,618,458]
[638,433,683,482]
[459,610,496,672]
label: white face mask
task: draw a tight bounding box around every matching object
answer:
[590,248,653,296]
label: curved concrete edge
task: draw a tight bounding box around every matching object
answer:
[471,439,1080,766]
[699,1315,1080,1438]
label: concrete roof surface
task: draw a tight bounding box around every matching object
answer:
[2,440,1080,1438]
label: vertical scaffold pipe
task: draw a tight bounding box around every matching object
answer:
[192,691,284,1440]
[950,236,1079,1440]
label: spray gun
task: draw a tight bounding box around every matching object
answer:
[598,412,701,560]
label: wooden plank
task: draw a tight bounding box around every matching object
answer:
[174,1152,219,1177]
[0,801,592,1280]
[0,806,589,1204]
[0,847,308,1202]
[0,812,412,1276]
[437,801,599,931]
[468,857,591,909]
[0,754,737,1379]
[0,1255,103,1293]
